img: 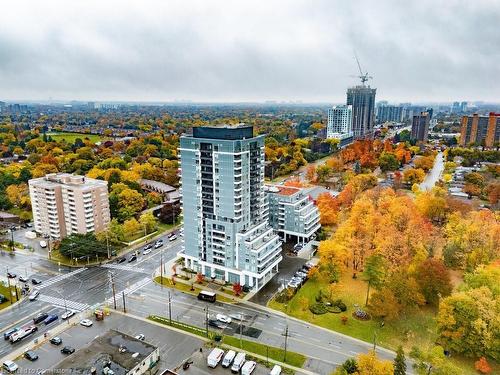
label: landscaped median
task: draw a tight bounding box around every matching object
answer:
[154,276,236,304]
[148,315,306,370]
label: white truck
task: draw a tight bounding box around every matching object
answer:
[207,348,224,368]
[9,325,38,343]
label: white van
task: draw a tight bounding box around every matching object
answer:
[231,352,246,373]
[207,348,224,368]
[241,361,257,375]
[270,365,282,375]
[222,350,236,368]
[39,240,47,248]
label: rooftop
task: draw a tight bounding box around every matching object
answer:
[52,330,157,375]
[29,173,107,189]
[191,124,254,140]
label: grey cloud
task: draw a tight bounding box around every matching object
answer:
[0,0,499,102]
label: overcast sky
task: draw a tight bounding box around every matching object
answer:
[1,0,499,103]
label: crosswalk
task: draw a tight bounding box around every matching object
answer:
[38,294,90,312]
[104,277,152,305]
[37,267,88,290]
[101,263,147,273]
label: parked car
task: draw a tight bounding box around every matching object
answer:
[207,348,224,368]
[61,311,75,320]
[80,319,93,327]
[222,350,236,368]
[7,272,16,279]
[33,313,48,324]
[3,328,18,341]
[230,352,246,373]
[31,278,42,285]
[2,360,18,373]
[24,351,38,361]
[241,360,257,375]
[216,314,232,324]
[43,314,58,325]
[60,346,75,355]
[29,290,40,301]
[19,276,28,283]
[39,240,47,248]
[135,334,145,341]
[270,365,282,375]
[50,337,62,346]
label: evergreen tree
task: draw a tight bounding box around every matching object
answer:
[393,345,407,375]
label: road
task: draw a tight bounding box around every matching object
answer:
[420,151,444,191]
[0,233,410,374]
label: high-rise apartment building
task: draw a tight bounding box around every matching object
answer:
[376,104,404,123]
[346,85,376,139]
[179,125,282,290]
[29,173,110,240]
[327,105,353,146]
[411,112,430,143]
[459,113,500,148]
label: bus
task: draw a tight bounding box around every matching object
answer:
[197,290,216,303]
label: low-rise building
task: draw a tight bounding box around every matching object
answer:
[53,330,160,375]
[29,173,110,239]
[266,185,321,244]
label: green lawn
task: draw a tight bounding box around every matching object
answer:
[154,276,236,304]
[0,283,17,310]
[41,132,105,144]
[268,274,489,374]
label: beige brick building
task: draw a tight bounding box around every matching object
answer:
[29,173,110,239]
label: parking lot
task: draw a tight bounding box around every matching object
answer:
[5,312,205,374]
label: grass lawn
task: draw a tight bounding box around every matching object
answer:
[268,273,487,375]
[42,132,105,144]
[0,283,17,310]
[154,276,236,304]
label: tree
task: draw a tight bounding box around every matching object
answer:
[316,164,332,182]
[403,168,425,185]
[368,288,400,321]
[139,212,158,234]
[158,199,181,224]
[363,254,387,306]
[306,165,316,182]
[378,152,399,172]
[462,263,500,297]
[122,218,141,240]
[414,156,434,171]
[474,357,492,374]
[464,172,485,188]
[316,192,339,225]
[415,258,452,305]
[58,233,110,259]
[117,188,145,221]
[485,182,500,206]
[393,346,407,375]
[356,350,394,375]
[232,282,242,296]
[410,346,460,375]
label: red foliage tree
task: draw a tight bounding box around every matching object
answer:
[475,357,492,374]
[233,282,242,296]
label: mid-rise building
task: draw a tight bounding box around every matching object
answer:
[179,125,282,290]
[29,173,110,239]
[346,85,376,139]
[411,112,430,142]
[376,104,404,123]
[459,113,500,148]
[266,185,320,243]
[327,105,353,146]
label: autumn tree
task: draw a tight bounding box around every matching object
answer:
[306,165,316,182]
[414,156,434,171]
[410,346,460,375]
[362,254,387,306]
[378,152,399,172]
[232,282,242,296]
[475,357,492,374]
[316,192,339,226]
[139,212,158,234]
[356,350,394,375]
[402,168,425,185]
[415,258,452,305]
[393,346,406,375]
[123,218,141,240]
[368,288,400,321]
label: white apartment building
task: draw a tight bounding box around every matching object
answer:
[29,173,110,239]
[327,104,354,147]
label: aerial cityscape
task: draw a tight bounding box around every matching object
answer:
[0,1,499,375]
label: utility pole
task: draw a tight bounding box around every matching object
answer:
[283,324,289,362]
[373,330,377,351]
[111,273,117,310]
[205,307,209,338]
[122,291,126,313]
[106,232,110,259]
[6,268,12,305]
[10,227,14,252]
[160,249,163,286]
[239,312,243,348]
[168,291,172,325]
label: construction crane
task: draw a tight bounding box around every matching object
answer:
[351,53,372,86]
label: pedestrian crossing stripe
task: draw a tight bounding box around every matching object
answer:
[101,263,147,273]
[38,294,90,312]
[36,268,88,290]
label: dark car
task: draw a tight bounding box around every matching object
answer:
[32,278,42,285]
[144,243,153,251]
[61,346,75,355]
[33,313,49,324]
[50,337,62,346]
[7,272,16,279]
[128,254,137,263]
[3,328,18,340]
[116,257,126,264]
[208,319,226,329]
[0,294,7,303]
[43,314,58,325]
[24,351,38,361]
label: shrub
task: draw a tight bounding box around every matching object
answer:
[309,303,328,315]
[333,299,347,312]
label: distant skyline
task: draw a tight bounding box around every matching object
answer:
[1,1,499,103]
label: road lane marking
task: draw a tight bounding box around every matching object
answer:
[35,268,88,290]
[37,295,90,312]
